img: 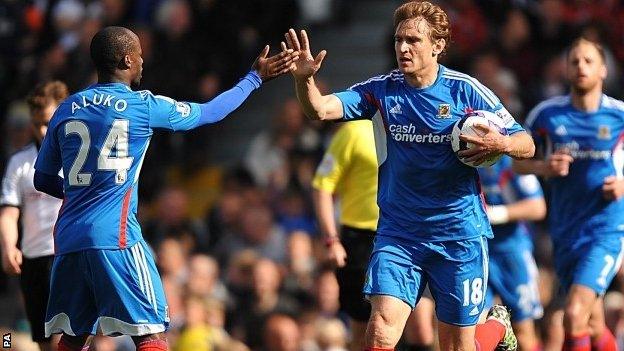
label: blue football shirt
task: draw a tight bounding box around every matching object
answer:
[35,82,202,254]
[334,65,525,242]
[526,95,624,244]
[478,156,543,252]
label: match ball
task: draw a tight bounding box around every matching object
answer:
[451,110,508,168]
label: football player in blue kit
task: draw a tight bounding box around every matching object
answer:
[514,38,624,351]
[478,156,546,351]
[282,1,535,351]
[32,26,298,351]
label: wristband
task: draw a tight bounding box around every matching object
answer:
[487,205,509,225]
[324,236,340,248]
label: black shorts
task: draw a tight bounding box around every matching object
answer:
[19,255,54,342]
[335,225,375,322]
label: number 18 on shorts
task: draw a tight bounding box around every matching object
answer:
[363,235,488,326]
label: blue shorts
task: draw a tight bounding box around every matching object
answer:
[363,234,488,326]
[486,249,543,322]
[45,240,169,336]
[554,235,624,295]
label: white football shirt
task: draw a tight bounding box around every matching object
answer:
[1,143,62,258]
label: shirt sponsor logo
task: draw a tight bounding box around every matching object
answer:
[389,123,451,144]
[437,103,451,118]
[555,142,611,160]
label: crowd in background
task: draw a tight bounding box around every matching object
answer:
[3,0,624,350]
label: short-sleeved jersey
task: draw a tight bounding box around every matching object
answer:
[35,82,202,255]
[1,143,62,257]
[526,95,624,244]
[478,156,543,253]
[334,65,525,242]
[312,120,379,230]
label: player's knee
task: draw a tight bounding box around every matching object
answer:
[367,312,403,347]
[564,301,590,330]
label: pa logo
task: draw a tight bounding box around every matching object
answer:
[2,333,10,348]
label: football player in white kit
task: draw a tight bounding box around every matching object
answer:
[0,81,68,351]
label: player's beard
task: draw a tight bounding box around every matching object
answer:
[571,79,600,96]
[131,70,142,89]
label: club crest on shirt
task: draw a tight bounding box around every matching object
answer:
[437,103,451,118]
[175,102,191,118]
[597,125,611,140]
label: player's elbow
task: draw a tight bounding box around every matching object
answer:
[529,199,547,221]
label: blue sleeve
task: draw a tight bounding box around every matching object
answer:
[33,171,64,199]
[466,80,525,135]
[147,71,261,132]
[334,78,379,121]
[34,114,63,176]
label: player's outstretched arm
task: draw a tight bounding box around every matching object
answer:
[168,45,300,131]
[284,29,343,121]
[458,126,535,166]
[513,149,574,177]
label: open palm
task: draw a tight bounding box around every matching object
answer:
[283,28,327,80]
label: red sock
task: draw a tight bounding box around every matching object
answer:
[592,329,617,351]
[364,348,394,351]
[475,319,506,351]
[137,339,168,351]
[563,334,591,351]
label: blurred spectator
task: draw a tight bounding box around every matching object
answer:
[262,313,302,351]
[313,270,341,319]
[245,98,320,190]
[285,231,316,291]
[315,318,348,351]
[214,204,287,264]
[470,51,523,117]
[157,238,188,284]
[187,254,230,304]
[275,190,316,235]
[232,258,300,349]
[174,296,243,351]
[144,186,208,251]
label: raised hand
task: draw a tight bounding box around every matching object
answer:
[252,45,300,82]
[457,123,509,166]
[283,28,327,80]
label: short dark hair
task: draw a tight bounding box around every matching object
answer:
[90,26,137,74]
[27,81,69,115]
[567,37,606,63]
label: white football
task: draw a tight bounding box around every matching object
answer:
[451,110,508,168]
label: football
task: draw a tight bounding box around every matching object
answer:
[451,110,508,168]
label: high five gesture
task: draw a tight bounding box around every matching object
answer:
[283,29,327,80]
